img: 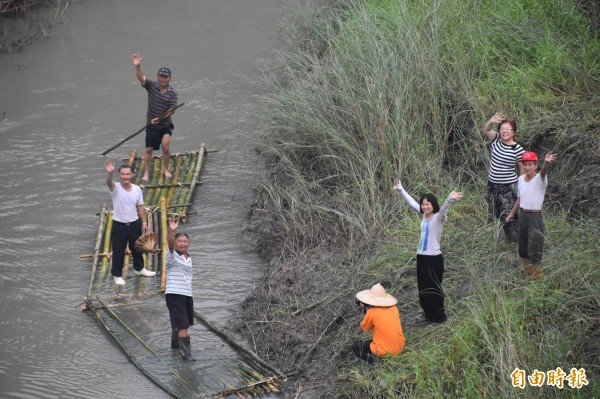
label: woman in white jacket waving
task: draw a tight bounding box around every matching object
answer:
[393,181,463,323]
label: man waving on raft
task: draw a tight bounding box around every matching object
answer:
[131,53,178,181]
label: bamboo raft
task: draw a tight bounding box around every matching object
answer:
[82,147,285,398]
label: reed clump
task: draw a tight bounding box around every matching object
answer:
[244,0,600,397]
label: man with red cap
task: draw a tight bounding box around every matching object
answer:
[506,151,557,278]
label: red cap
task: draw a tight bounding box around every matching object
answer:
[520,151,538,162]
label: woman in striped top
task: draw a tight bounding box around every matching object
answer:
[483,113,525,241]
[393,181,463,323]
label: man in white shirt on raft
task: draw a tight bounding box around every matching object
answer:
[104,159,156,285]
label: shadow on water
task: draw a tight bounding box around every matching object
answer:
[0,0,292,397]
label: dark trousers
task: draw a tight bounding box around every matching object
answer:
[352,340,379,364]
[518,211,545,264]
[416,254,447,323]
[486,181,519,241]
[111,220,144,277]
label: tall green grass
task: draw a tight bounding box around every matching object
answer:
[342,210,599,398]
[250,0,599,397]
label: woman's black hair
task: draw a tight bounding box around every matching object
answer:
[419,193,440,214]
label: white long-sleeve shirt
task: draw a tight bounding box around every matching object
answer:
[397,188,454,256]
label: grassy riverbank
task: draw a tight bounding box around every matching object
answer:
[244,0,599,397]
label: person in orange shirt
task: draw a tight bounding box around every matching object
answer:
[352,283,406,363]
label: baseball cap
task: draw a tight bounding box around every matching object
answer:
[158,67,171,77]
[520,151,538,162]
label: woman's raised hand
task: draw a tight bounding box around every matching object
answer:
[489,112,504,124]
[449,190,464,200]
[392,180,403,191]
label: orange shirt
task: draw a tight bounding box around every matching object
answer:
[360,305,406,356]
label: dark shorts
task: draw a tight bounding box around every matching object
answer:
[165,293,194,330]
[518,211,546,264]
[145,124,173,150]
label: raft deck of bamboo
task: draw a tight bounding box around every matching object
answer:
[82,146,285,398]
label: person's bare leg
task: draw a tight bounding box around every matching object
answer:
[143,147,153,181]
[161,135,172,178]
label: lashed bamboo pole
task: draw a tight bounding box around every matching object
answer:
[127,148,137,168]
[95,296,192,388]
[182,144,206,221]
[171,153,194,208]
[123,243,131,279]
[93,300,147,309]
[145,157,163,206]
[245,367,280,392]
[157,157,174,205]
[192,310,285,378]
[80,249,159,259]
[212,373,280,399]
[176,153,198,217]
[87,304,185,399]
[177,147,206,222]
[165,155,184,206]
[86,204,107,304]
[146,208,154,271]
[140,182,191,189]
[160,197,168,293]
[100,212,113,269]
[80,252,112,259]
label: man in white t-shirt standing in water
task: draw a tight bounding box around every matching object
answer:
[104,159,156,285]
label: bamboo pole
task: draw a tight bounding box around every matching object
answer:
[87,304,185,399]
[165,155,184,206]
[92,300,147,309]
[95,296,192,386]
[160,197,168,293]
[144,157,163,206]
[182,144,206,222]
[100,211,113,269]
[80,249,161,259]
[86,204,107,304]
[146,208,154,271]
[171,153,194,208]
[176,153,198,217]
[157,157,173,206]
[139,182,191,189]
[192,310,285,378]
[127,148,137,168]
[80,252,112,259]
[245,367,280,392]
[123,244,131,279]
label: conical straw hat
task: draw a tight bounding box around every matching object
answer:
[134,232,159,253]
[355,283,397,307]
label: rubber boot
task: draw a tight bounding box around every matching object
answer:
[171,329,179,349]
[529,263,543,280]
[521,258,532,277]
[178,336,195,361]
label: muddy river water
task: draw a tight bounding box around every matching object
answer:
[0,1,289,397]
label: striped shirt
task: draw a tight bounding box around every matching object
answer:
[165,248,193,297]
[397,188,455,256]
[143,79,178,127]
[488,133,524,184]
